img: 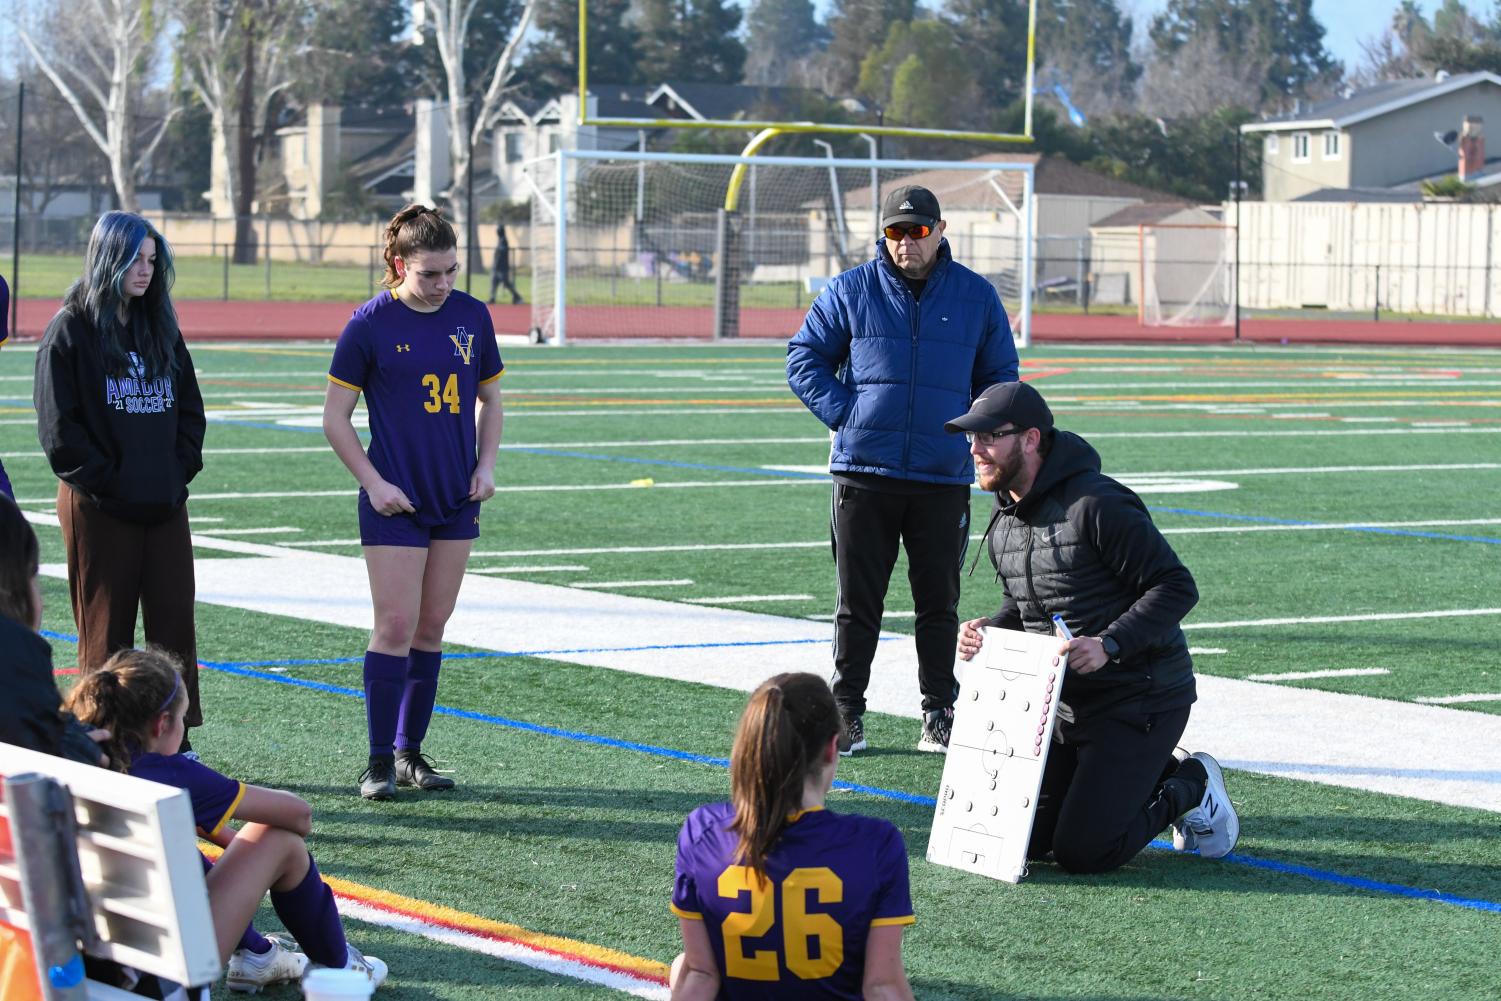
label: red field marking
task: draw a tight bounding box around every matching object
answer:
[14,297,1501,347]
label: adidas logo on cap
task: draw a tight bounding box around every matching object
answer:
[899,200,913,210]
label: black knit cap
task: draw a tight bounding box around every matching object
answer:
[944,381,1053,434]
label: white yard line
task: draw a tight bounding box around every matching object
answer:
[1186,608,1501,629]
[469,565,591,574]
[196,527,303,536]
[682,594,815,604]
[1246,668,1392,682]
[1415,693,1501,705]
[568,579,693,589]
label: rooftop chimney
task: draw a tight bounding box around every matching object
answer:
[1459,116,1485,180]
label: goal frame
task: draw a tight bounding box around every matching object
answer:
[531,148,1036,348]
[1137,222,1238,328]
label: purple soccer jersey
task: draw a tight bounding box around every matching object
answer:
[328,290,503,528]
[671,803,915,1000]
[0,274,10,497]
[129,752,246,838]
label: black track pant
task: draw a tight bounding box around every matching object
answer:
[1027,705,1200,874]
[828,481,970,717]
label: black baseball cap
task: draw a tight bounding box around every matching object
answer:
[881,185,941,228]
[944,382,1054,434]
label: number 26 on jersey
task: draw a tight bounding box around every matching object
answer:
[719,865,844,981]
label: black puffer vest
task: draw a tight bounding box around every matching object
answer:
[981,431,1198,720]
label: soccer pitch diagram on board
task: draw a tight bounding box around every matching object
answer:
[1140,223,1236,327]
[526,151,1035,345]
[927,627,1067,885]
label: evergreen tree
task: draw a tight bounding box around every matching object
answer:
[637,0,745,83]
[520,0,640,96]
[856,20,977,128]
[943,0,1033,117]
[744,0,826,86]
[296,0,416,107]
[821,0,917,97]
[1149,0,1339,107]
[1037,0,1140,115]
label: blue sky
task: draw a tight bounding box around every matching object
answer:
[1127,0,1442,70]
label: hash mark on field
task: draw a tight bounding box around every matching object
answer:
[569,579,693,590]
[1246,668,1392,682]
[470,565,590,574]
[1414,693,1501,705]
[1187,647,1228,655]
[198,527,303,536]
[683,594,814,604]
[1186,608,1501,629]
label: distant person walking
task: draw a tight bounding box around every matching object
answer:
[488,222,523,305]
[33,211,207,750]
[786,185,1018,756]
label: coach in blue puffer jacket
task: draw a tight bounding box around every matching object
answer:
[787,184,1018,756]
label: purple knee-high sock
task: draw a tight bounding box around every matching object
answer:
[396,648,443,754]
[269,854,347,968]
[364,650,408,757]
[202,852,271,954]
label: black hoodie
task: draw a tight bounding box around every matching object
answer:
[34,307,205,523]
[978,429,1198,720]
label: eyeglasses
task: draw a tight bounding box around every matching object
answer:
[883,223,933,241]
[964,428,1024,445]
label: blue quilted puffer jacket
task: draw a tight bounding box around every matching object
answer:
[786,239,1019,484]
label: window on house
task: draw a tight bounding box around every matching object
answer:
[1292,133,1311,162]
[504,132,523,164]
[548,132,561,154]
[1323,131,1341,159]
[1265,134,1280,156]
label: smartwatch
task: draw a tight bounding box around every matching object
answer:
[1098,636,1121,662]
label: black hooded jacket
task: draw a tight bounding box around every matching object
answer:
[33,307,205,524]
[979,429,1198,720]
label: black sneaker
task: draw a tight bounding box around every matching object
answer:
[359,755,397,800]
[837,714,867,756]
[917,707,953,753]
[395,750,456,791]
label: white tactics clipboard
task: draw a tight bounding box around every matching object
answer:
[926,626,1067,884]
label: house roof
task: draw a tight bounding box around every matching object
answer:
[646,82,836,122]
[1089,202,1206,228]
[1242,72,1501,133]
[833,153,1179,211]
[1290,187,1425,203]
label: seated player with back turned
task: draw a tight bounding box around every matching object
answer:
[947,381,1238,874]
[669,673,916,1000]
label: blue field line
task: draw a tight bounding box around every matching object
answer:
[40,633,1501,911]
[1154,506,1501,545]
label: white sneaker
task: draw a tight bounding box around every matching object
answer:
[1168,747,1198,852]
[304,944,388,991]
[225,935,307,993]
[1175,751,1239,859]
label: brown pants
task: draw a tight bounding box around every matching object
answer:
[57,483,201,728]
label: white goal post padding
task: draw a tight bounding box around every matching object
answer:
[1140,223,1236,328]
[525,150,1036,347]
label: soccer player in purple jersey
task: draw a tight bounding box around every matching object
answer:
[65,648,388,992]
[670,674,917,1001]
[322,204,503,801]
[0,273,12,498]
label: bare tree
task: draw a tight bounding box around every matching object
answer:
[16,0,178,212]
[176,0,304,262]
[417,0,537,251]
[1138,29,1274,118]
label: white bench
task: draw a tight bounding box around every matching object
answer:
[1,743,221,999]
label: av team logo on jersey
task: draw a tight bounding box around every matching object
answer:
[450,328,474,366]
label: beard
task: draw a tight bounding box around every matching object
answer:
[975,438,1022,494]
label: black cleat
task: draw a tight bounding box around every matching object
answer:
[395,750,456,791]
[359,755,397,800]
[837,714,867,756]
[918,707,953,753]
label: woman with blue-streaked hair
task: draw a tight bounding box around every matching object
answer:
[33,210,207,750]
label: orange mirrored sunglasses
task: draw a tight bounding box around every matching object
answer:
[883,223,933,241]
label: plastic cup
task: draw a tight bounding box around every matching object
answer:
[302,968,374,1001]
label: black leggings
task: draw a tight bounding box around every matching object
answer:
[1027,705,1199,874]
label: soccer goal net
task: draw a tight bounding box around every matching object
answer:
[1139,223,1236,327]
[524,150,1035,346]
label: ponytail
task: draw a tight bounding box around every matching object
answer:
[381,203,457,288]
[62,648,186,772]
[728,673,841,884]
